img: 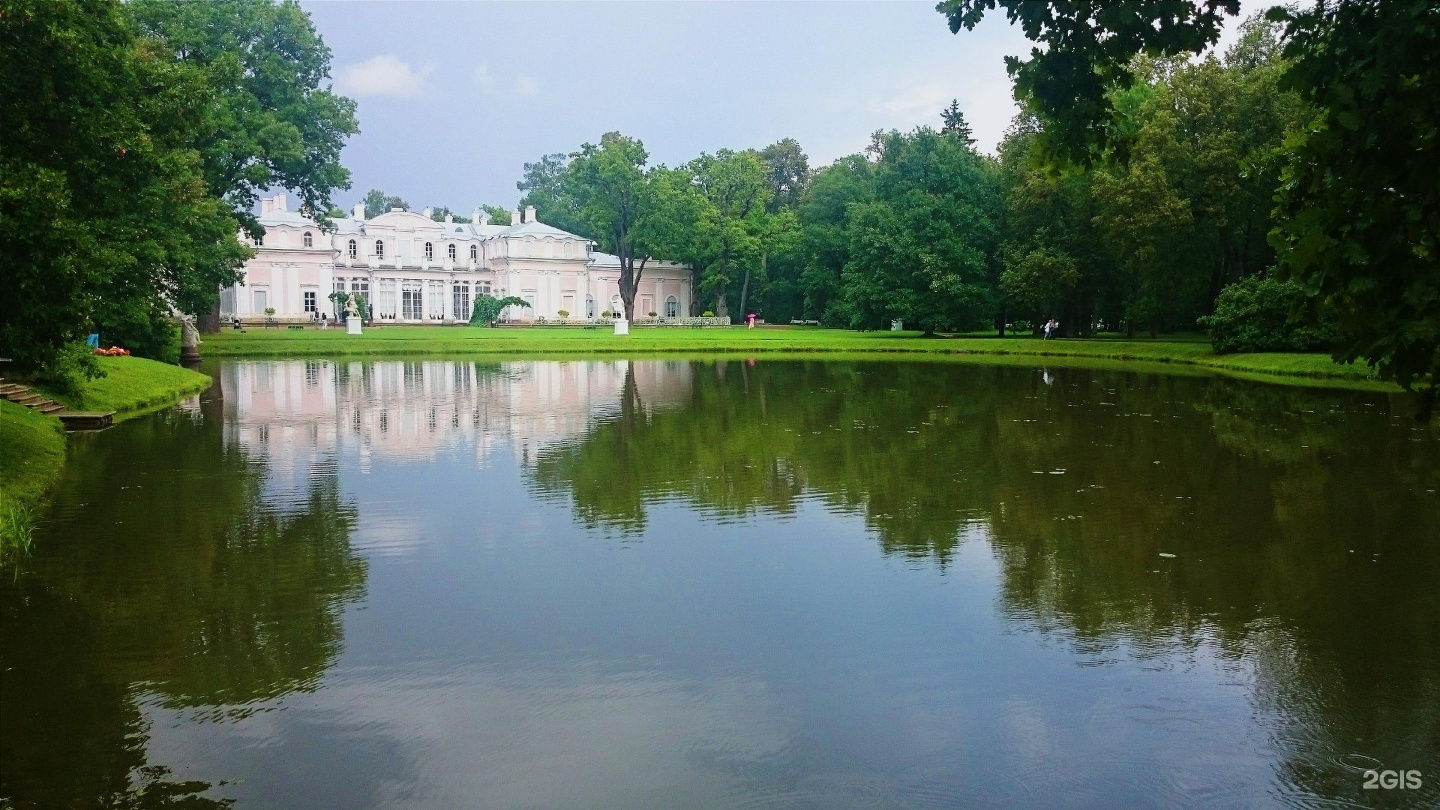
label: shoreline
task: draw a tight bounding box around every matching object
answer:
[0,357,212,555]
[202,326,1391,389]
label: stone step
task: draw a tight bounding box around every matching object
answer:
[14,394,48,406]
[38,403,66,414]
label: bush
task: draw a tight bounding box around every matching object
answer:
[556,309,569,318]
[1199,275,1339,354]
[701,310,714,317]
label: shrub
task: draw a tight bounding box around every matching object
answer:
[556,309,569,318]
[648,311,657,317]
[702,310,715,317]
[1199,275,1339,354]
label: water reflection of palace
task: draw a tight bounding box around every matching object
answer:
[222,360,691,469]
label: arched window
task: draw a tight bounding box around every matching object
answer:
[348,239,358,259]
[303,231,313,248]
[256,231,265,247]
[665,295,679,318]
[585,294,596,318]
[375,240,385,259]
[469,244,478,261]
[448,243,457,261]
[424,242,434,261]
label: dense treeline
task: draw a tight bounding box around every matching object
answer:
[518,18,1297,338]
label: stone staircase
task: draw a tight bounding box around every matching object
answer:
[0,380,67,415]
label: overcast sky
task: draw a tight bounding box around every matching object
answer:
[305,1,1262,215]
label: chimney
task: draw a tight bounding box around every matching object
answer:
[275,192,288,212]
[261,197,274,215]
[445,213,453,224]
[524,205,536,223]
[478,211,490,226]
[510,209,521,226]
[352,202,365,222]
[422,206,433,219]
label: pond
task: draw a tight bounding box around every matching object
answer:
[2,359,1437,809]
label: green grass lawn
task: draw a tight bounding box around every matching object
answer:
[203,325,1386,386]
[0,399,66,554]
[48,356,212,414]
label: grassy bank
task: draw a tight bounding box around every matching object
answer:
[0,399,66,558]
[51,355,212,415]
[203,325,1385,386]
[0,357,212,556]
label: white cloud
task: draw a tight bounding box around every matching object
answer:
[515,75,540,97]
[335,55,430,99]
[474,62,497,93]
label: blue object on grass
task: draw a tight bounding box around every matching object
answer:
[87,333,100,349]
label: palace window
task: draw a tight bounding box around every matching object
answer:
[252,287,269,313]
[448,243,457,261]
[401,281,424,320]
[378,280,397,319]
[348,239,358,259]
[665,295,680,318]
[303,231,313,248]
[428,280,446,319]
[469,244,478,261]
[477,281,493,297]
[452,282,471,321]
[303,290,317,313]
[374,240,385,259]
[424,242,434,261]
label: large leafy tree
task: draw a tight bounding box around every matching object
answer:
[1265,1,1440,412]
[125,0,358,238]
[0,0,248,378]
[797,155,875,324]
[361,189,409,218]
[937,0,1240,165]
[939,0,1438,409]
[839,127,1003,335]
[684,149,771,318]
[565,132,657,322]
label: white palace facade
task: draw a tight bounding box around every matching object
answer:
[221,193,693,324]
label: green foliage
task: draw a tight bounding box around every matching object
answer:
[1265,1,1440,411]
[469,295,530,326]
[361,189,409,218]
[0,399,65,561]
[937,0,1240,165]
[940,99,975,146]
[0,0,355,385]
[1199,275,1339,355]
[837,127,1003,335]
[430,206,469,223]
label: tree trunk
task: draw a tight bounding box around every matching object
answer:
[714,283,729,318]
[996,304,1006,337]
[198,299,221,334]
[740,255,759,317]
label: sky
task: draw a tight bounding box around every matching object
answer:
[303,1,1264,215]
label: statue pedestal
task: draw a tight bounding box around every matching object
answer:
[347,319,363,335]
[613,319,629,336]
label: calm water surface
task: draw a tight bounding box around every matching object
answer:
[3,359,1437,809]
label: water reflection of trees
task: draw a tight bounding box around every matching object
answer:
[529,360,1440,807]
[0,394,365,808]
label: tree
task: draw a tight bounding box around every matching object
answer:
[1265,1,1440,413]
[936,0,1240,165]
[838,128,1003,335]
[940,99,976,147]
[361,189,409,218]
[430,206,469,223]
[0,0,249,380]
[516,153,589,236]
[564,133,657,322]
[125,0,358,228]
[759,138,812,214]
[756,139,812,322]
[685,149,772,318]
[797,155,875,324]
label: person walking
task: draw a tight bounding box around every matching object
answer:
[1043,318,1055,339]
[747,312,756,329]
